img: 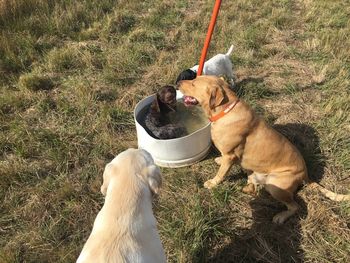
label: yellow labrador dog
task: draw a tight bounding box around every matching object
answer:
[77,148,166,263]
[179,75,349,224]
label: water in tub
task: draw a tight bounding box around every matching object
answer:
[138,99,209,138]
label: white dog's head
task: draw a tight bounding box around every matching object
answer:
[100,148,162,196]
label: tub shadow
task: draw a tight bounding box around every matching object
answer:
[205,123,325,262]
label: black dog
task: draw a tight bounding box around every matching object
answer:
[144,85,187,139]
[175,69,197,84]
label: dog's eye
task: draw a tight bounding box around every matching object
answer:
[166,94,175,101]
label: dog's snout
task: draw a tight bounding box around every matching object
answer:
[165,92,175,102]
[176,80,183,89]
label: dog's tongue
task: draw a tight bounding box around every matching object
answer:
[183,95,198,106]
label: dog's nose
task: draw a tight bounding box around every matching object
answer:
[165,93,175,102]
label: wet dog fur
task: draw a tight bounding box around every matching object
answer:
[144,85,186,139]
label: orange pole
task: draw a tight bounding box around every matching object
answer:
[197,0,222,76]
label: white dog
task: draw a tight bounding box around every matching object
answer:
[77,148,166,263]
[176,45,234,84]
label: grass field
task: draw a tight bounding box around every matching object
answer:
[1,0,349,262]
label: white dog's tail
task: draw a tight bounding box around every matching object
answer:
[225,45,234,56]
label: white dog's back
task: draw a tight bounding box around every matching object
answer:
[191,45,234,78]
[77,149,166,263]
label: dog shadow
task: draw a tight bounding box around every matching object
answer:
[208,193,307,263]
[205,123,325,262]
[273,123,325,183]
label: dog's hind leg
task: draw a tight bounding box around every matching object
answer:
[204,155,236,189]
[265,183,299,224]
[224,61,235,88]
[272,199,299,224]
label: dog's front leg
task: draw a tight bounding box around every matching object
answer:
[204,155,235,189]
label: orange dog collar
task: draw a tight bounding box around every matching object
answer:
[209,100,240,122]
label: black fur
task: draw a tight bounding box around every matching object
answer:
[176,69,197,84]
[144,86,187,139]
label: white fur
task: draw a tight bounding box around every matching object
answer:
[191,45,234,80]
[77,148,166,263]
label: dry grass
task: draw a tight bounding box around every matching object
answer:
[0,0,349,262]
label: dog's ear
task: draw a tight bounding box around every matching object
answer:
[142,165,162,195]
[100,163,115,196]
[209,85,225,110]
[150,95,161,113]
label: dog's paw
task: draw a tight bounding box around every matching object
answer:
[214,157,222,165]
[242,183,256,195]
[204,179,218,189]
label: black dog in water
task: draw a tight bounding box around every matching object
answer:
[144,85,187,139]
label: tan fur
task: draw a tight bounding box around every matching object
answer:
[179,75,349,224]
[77,148,166,263]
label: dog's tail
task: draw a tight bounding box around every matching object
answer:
[225,45,234,56]
[308,182,350,201]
